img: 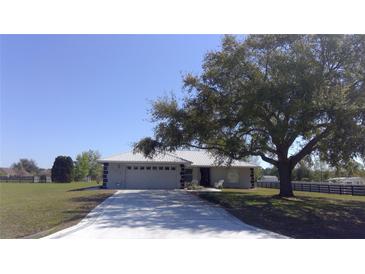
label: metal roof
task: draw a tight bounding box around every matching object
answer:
[98,151,191,164]
[172,150,259,167]
[99,150,259,168]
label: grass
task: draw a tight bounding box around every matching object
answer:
[0,182,116,238]
[196,188,365,239]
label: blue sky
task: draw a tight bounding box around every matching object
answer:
[1,35,225,168]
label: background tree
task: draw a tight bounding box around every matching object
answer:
[134,35,365,197]
[51,156,74,183]
[248,156,263,180]
[74,150,102,182]
[11,159,39,175]
[87,150,102,182]
[74,153,89,181]
[262,167,279,177]
[334,159,364,177]
[292,161,312,181]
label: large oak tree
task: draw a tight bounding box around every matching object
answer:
[134,35,365,197]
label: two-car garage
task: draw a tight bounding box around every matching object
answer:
[101,151,188,189]
[125,164,180,189]
[105,163,181,189]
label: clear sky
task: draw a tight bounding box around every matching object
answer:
[1,35,225,168]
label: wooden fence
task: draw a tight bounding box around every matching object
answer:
[0,176,52,183]
[256,181,365,196]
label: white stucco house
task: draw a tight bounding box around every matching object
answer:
[258,175,279,183]
[98,150,259,189]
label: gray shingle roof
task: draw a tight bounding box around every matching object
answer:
[0,167,32,176]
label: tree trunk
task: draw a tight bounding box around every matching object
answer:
[277,161,294,197]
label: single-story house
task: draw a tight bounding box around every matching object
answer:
[0,167,32,177]
[326,177,365,185]
[98,150,259,189]
[258,175,279,183]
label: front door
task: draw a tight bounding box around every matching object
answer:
[200,168,210,187]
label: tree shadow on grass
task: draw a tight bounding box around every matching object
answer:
[68,186,102,192]
[197,192,365,239]
[61,193,115,225]
[69,193,113,203]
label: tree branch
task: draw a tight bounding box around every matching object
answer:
[252,152,278,166]
[289,130,330,166]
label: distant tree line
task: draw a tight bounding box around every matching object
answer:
[51,150,102,183]
[257,156,365,182]
[9,149,103,183]
[9,158,49,177]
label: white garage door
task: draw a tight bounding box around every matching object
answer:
[125,165,180,189]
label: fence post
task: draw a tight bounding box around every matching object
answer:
[339,185,342,195]
[351,185,354,196]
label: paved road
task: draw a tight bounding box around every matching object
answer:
[45,190,286,239]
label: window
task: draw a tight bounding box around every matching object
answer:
[165,166,170,170]
[227,170,239,183]
[184,169,193,182]
[134,166,138,170]
[127,166,131,170]
[152,166,157,170]
[159,166,163,170]
[171,166,176,171]
[140,166,145,170]
[146,166,151,170]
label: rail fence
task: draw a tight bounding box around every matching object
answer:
[257,181,365,196]
[0,176,52,183]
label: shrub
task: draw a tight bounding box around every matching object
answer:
[51,156,74,183]
[185,181,203,190]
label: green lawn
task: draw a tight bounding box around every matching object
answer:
[196,188,365,239]
[0,182,116,238]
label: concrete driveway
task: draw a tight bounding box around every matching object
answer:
[45,190,286,239]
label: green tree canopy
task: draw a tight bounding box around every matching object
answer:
[74,150,102,182]
[292,161,312,181]
[51,156,74,183]
[11,159,39,175]
[334,159,364,177]
[74,153,89,181]
[89,150,102,182]
[134,35,365,197]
